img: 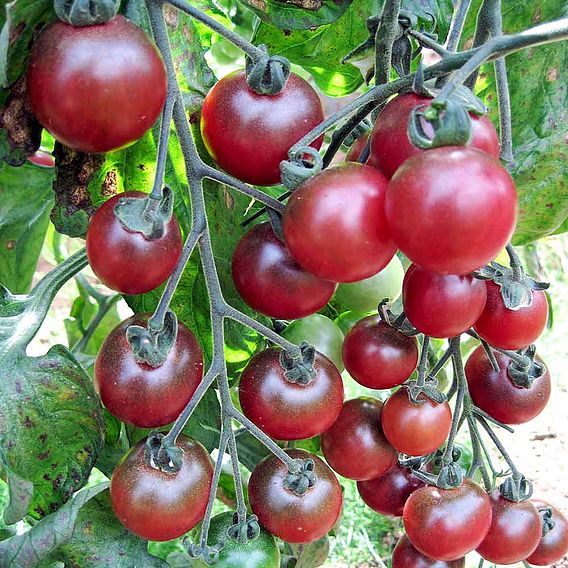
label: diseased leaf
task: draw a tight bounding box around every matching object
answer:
[3,470,33,525]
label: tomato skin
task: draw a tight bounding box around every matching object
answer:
[342,315,419,390]
[345,132,370,162]
[231,223,335,320]
[27,16,166,154]
[403,478,493,561]
[283,163,397,283]
[321,397,398,481]
[357,464,425,517]
[86,191,182,294]
[392,534,465,568]
[385,147,517,275]
[402,264,487,338]
[381,388,452,456]
[465,346,551,425]
[248,449,343,544]
[476,490,542,564]
[27,150,55,168]
[369,93,500,179]
[473,281,548,349]
[200,70,324,186]
[238,347,343,441]
[527,500,568,565]
[94,314,203,427]
[110,435,213,541]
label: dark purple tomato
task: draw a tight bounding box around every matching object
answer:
[473,280,549,349]
[27,16,166,154]
[403,478,493,561]
[476,490,542,564]
[357,464,425,517]
[392,534,465,568]
[321,397,398,481]
[238,347,343,441]
[402,264,487,338]
[248,449,343,544]
[342,315,419,389]
[231,223,336,319]
[86,191,182,294]
[94,314,203,428]
[369,92,500,179]
[385,147,517,275]
[465,346,551,425]
[110,435,213,541]
[283,163,397,282]
[527,500,568,565]
[200,70,324,186]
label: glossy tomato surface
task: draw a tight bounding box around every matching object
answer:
[527,500,568,565]
[403,479,493,561]
[238,347,343,440]
[465,346,551,424]
[86,191,182,294]
[200,70,324,186]
[392,534,466,568]
[283,163,397,282]
[248,449,342,544]
[385,147,517,275]
[27,16,166,153]
[321,397,397,480]
[342,315,419,389]
[346,132,370,162]
[110,435,213,541]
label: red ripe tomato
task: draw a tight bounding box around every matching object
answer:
[94,314,203,427]
[27,16,166,154]
[321,397,397,480]
[342,315,419,389]
[402,264,487,338]
[385,147,517,275]
[476,490,542,564]
[465,346,551,425]
[200,70,324,186]
[110,435,213,541]
[392,534,465,568]
[248,449,342,543]
[86,191,182,294]
[381,388,452,456]
[403,478,493,561]
[527,500,568,565]
[345,132,369,162]
[369,92,500,179]
[357,464,425,517]
[283,163,397,282]
[238,347,343,440]
[473,280,548,349]
[27,150,55,168]
[231,223,336,319]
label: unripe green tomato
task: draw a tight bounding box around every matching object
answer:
[193,512,280,568]
[334,255,404,312]
[281,314,345,371]
[334,310,370,335]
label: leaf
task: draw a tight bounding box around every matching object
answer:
[3,470,33,525]
[291,536,330,567]
[235,429,271,471]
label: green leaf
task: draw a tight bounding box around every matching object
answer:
[291,536,330,567]
[235,430,271,471]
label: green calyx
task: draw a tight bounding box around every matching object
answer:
[54,0,120,26]
[245,45,291,95]
[144,431,183,474]
[499,474,533,502]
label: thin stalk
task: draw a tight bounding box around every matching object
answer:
[445,0,473,51]
[476,414,520,476]
[374,0,403,87]
[72,294,120,354]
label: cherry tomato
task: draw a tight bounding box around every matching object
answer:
[527,500,568,565]
[321,397,397,480]
[392,534,466,568]
[231,222,335,320]
[86,191,182,294]
[385,147,517,275]
[369,92,500,179]
[381,387,452,456]
[357,464,425,517]
[110,435,213,541]
[27,16,166,154]
[465,346,551,424]
[476,490,542,564]
[334,310,370,335]
[342,315,419,390]
[94,314,203,427]
[200,70,324,186]
[345,132,370,162]
[402,264,487,338]
[473,280,548,349]
[283,163,397,282]
[248,449,342,543]
[403,478,493,561]
[238,347,343,441]
[27,149,55,168]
